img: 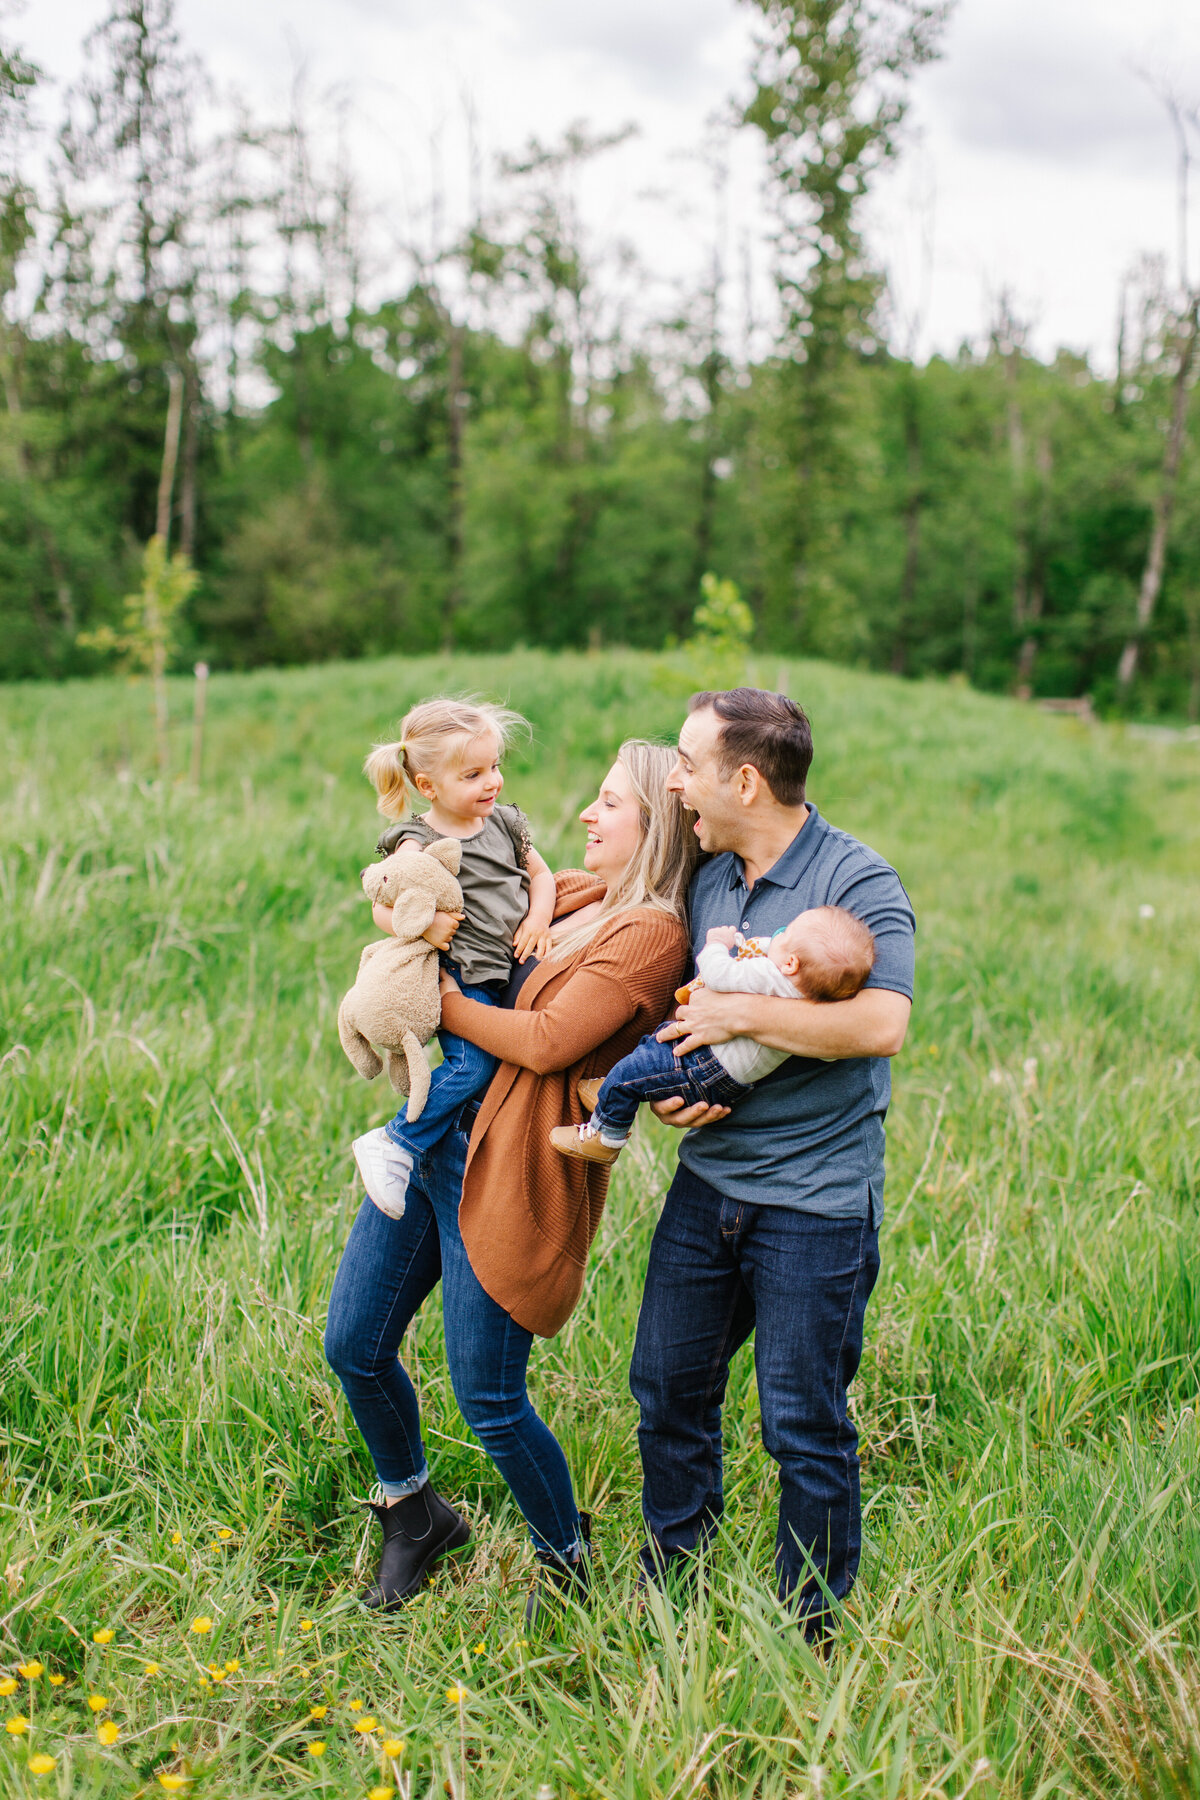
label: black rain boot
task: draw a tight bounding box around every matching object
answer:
[360,1485,471,1611]
[523,1512,592,1632]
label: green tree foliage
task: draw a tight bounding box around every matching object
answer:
[3,8,1200,716]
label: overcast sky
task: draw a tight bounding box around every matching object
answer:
[16,0,1200,368]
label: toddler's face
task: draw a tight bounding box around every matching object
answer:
[420,731,503,821]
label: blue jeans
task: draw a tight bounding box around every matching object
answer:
[630,1162,879,1629]
[386,966,501,1157]
[324,1121,583,1558]
[591,1032,748,1142]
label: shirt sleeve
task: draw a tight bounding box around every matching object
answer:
[831,862,916,1000]
[376,819,430,857]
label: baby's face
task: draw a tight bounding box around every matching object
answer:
[767,917,814,988]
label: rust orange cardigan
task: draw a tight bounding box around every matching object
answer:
[438,870,689,1338]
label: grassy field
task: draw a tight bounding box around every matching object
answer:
[1,649,1198,1800]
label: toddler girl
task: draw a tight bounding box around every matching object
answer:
[352,696,557,1217]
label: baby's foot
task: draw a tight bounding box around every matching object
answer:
[549,1122,624,1164]
[576,1078,603,1113]
[352,1128,414,1217]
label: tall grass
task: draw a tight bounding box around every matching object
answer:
[1,650,1198,1798]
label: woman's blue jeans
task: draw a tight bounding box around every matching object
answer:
[324,1122,583,1558]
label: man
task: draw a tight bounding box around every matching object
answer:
[630,687,915,1637]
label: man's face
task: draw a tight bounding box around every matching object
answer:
[668,707,743,854]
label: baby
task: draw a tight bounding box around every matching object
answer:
[549,906,876,1164]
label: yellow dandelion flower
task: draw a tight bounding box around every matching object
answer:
[47,1675,65,1688]
[217,1529,233,1540]
[223,1659,240,1673]
[0,1679,17,1696]
[144,1663,161,1676]
[17,1661,44,1680]
[5,1718,29,1736]
[170,1531,182,1545]
[298,1619,314,1633]
[382,1738,405,1757]
[308,1705,327,1721]
[347,1697,362,1711]
[93,1628,115,1645]
[87,1694,109,1712]
[97,1721,120,1746]
[157,1776,189,1792]
[211,1669,227,1684]
[197,1678,210,1690]
[369,1788,394,1800]
[445,1685,466,1705]
[473,1642,486,1655]
[306,1741,326,1758]
[190,1617,212,1635]
[28,1753,56,1775]
[353,1716,377,1734]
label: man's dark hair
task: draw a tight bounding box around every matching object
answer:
[688,687,813,805]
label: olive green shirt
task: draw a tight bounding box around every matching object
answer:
[376,804,531,988]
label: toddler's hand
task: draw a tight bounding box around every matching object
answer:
[424,910,464,952]
[513,911,554,964]
[705,926,740,949]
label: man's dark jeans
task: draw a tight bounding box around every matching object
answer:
[630,1161,879,1632]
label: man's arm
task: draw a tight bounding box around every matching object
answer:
[659,984,911,1061]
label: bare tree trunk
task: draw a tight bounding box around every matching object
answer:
[891,374,921,675]
[151,368,185,779]
[1016,433,1053,695]
[179,360,198,559]
[1116,298,1200,697]
[156,365,184,548]
[1002,333,1029,661]
[441,319,465,652]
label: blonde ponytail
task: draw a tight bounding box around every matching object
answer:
[365,695,531,821]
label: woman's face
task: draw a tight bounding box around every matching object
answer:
[580,760,643,886]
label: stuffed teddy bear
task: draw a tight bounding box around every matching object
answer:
[337,837,465,1118]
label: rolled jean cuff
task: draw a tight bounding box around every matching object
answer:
[378,1465,429,1501]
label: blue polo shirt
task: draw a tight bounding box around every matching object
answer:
[678,804,915,1226]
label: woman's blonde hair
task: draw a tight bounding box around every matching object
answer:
[365,696,531,821]
[549,739,698,960]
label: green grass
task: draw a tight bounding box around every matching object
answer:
[1,648,1198,1799]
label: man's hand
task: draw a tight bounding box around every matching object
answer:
[648,1094,732,1129]
[704,925,740,949]
[657,987,741,1057]
[423,910,464,953]
[513,906,554,964]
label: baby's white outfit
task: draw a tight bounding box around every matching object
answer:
[694,935,799,1087]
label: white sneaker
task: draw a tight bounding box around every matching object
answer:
[352,1128,413,1218]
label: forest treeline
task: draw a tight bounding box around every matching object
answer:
[2,0,1199,715]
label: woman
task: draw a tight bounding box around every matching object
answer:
[324,740,694,1619]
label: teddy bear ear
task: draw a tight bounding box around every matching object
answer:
[424,837,462,876]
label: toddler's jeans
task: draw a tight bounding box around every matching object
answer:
[385,961,503,1157]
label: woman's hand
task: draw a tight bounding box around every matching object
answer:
[424,910,464,953]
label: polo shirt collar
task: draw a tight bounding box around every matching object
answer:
[726,803,827,892]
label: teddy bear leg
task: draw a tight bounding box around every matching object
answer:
[338,996,383,1081]
[388,1030,431,1119]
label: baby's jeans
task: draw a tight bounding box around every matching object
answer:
[591,1032,749,1143]
[385,962,502,1156]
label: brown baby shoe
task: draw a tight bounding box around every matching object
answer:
[576,1078,603,1112]
[549,1124,622,1164]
